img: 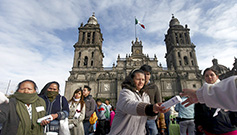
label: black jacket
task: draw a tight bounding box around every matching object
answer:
[0,98,19,135]
[195,103,237,134]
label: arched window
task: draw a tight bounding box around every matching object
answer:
[91,61,93,66]
[184,33,189,44]
[180,33,184,44]
[92,32,95,44]
[82,32,85,43]
[178,52,181,58]
[78,61,80,67]
[84,56,88,66]
[190,52,193,58]
[79,52,81,58]
[175,33,179,45]
[87,32,91,44]
[180,38,183,44]
[184,56,189,65]
[92,52,94,58]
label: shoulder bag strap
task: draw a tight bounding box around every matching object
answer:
[60,96,62,111]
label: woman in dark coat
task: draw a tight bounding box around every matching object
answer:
[40,81,69,134]
[195,68,237,135]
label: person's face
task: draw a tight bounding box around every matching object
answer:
[18,81,36,94]
[133,72,145,91]
[144,71,151,84]
[105,100,109,105]
[97,101,102,106]
[204,70,218,84]
[74,91,81,99]
[47,83,59,92]
[83,88,90,97]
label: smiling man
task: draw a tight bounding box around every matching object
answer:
[140,64,164,135]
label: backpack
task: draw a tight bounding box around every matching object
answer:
[89,112,98,124]
[104,106,110,119]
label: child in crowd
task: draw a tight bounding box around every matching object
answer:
[95,99,106,135]
[104,99,112,134]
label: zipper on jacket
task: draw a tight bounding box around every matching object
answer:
[46,96,57,115]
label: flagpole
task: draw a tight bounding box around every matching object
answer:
[135,16,137,40]
[5,80,11,95]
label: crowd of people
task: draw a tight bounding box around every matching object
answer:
[0,64,236,135]
[0,80,115,135]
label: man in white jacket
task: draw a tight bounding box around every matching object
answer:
[180,75,237,111]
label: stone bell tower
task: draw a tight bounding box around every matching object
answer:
[72,13,104,69]
[164,14,202,92]
[65,13,104,99]
[165,15,199,71]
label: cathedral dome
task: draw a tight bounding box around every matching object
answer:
[169,14,180,27]
[87,13,98,25]
[211,58,230,75]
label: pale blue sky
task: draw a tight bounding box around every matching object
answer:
[0,0,236,94]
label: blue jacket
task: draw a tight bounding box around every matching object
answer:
[40,94,69,132]
[175,97,194,119]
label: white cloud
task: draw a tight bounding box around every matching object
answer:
[198,3,237,41]
[196,41,236,69]
[142,42,167,66]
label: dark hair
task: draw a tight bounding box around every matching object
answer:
[39,81,60,95]
[68,88,85,111]
[17,80,38,91]
[96,98,102,103]
[121,69,145,91]
[105,99,110,102]
[111,106,115,112]
[84,85,91,91]
[203,68,218,76]
[140,64,152,73]
[68,88,82,102]
[130,69,145,79]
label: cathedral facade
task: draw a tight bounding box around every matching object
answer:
[64,14,203,105]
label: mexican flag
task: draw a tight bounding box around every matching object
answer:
[135,18,145,29]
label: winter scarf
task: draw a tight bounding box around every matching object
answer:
[47,91,59,102]
[13,92,45,135]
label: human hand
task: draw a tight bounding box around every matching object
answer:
[161,132,165,135]
[161,129,165,135]
[180,89,198,107]
[40,113,58,126]
[197,125,204,132]
[153,103,170,113]
[0,92,9,104]
[51,113,58,120]
[69,123,74,129]
[40,120,50,126]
